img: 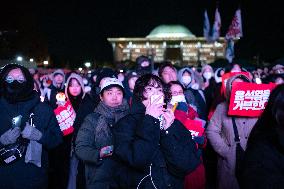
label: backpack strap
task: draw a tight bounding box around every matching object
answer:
[232,117,240,143]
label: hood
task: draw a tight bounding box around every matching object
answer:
[52,69,65,89]
[214,68,224,83]
[201,64,214,75]
[0,63,34,101]
[65,73,85,100]
[225,73,251,101]
[177,67,195,89]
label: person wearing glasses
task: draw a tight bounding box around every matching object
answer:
[0,63,62,189]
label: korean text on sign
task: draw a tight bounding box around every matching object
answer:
[228,82,276,117]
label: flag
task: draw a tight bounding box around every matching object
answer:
[211,8,221,41]
[226,9,243,39]
[225,39,234,63]
[203,10,211,42]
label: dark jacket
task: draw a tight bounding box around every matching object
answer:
[75,100,129,189]
[0,93,62,189]
[112,97,201,189]
[45,84,65,109]
[73,93,99,143]
[240,127,284,189]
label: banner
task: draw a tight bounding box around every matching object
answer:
[183,119,205,138]
[203,10,211,42]
[54,100,76,136]
[228,82,276,117]
[225,39,235,63]
[225,9,243,39]
[211,8,221,41]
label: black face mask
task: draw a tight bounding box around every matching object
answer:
[3,81,31,103]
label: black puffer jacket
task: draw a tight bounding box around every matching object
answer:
[75,100,129,189]
[0,93,63,189]
[112,97,201,189]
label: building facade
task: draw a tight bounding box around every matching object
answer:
[108,25,226,66]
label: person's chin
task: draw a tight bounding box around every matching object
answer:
[110,103,120,107]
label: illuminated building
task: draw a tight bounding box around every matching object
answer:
[108,25,226,66]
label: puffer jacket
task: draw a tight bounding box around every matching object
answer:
[0,93,63,189]
[75,100,129,189]
[111,97,201,189]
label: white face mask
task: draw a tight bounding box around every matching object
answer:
[170,94,186,105]
[203,72,212,80]
[191,83,199,90]
[182,76,191,85]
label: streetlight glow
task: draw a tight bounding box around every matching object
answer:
[29,58,34,62]
[84,62,91,68]
[17,56,23,61]
[43,60,48,65]
[78,67,83,71]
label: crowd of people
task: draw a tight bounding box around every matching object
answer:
[0,55,284,189]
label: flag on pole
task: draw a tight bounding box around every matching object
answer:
[225,38,234,63]
[211,8,221,41]
[203,10,211,42]
[226,9,243,39]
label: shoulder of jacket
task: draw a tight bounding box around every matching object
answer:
[85,112,101,123]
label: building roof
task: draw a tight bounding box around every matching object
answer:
[146,25,196,39]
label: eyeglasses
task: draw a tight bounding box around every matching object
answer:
[171,91,184,96]
[5,75,26,83]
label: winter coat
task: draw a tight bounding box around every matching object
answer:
[75,100,129,189]
[206,102,257,189]
[111,97,201,189]
[0,93,63,189]
[239,125,284,189]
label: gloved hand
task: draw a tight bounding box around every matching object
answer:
[0,127,21,145]
[21,123,42,141]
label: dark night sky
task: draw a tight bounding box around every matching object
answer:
[1,0,284,68]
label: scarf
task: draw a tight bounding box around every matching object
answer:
[94,99,129,147]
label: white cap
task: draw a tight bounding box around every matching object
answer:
[100,77,124,93]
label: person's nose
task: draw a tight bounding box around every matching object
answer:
[112,94,117,100]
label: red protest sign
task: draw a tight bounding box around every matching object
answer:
[183,119,205,137]
[228,82,276,117]
[222,72,251,97]
[54,100,76,136]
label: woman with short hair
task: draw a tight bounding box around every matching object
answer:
[112,74,200,188]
